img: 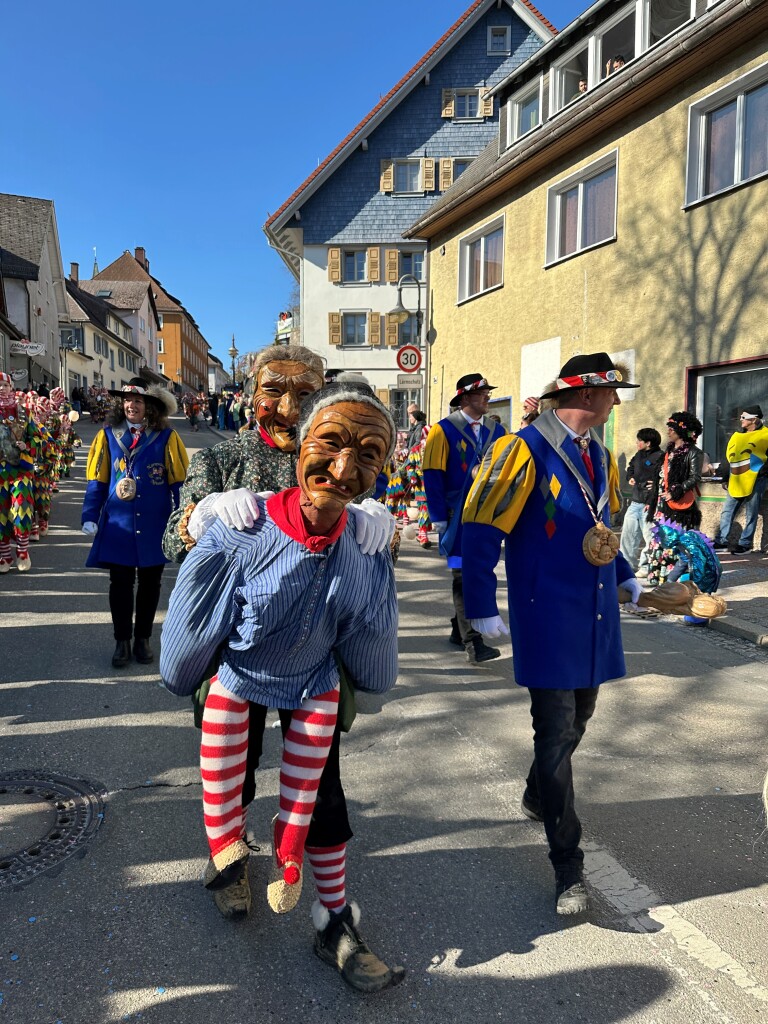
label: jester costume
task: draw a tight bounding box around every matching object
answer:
[0,374,37,571]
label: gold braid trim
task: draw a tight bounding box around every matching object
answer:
[177,502,198,551]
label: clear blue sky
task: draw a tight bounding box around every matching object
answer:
[4,0,583,366]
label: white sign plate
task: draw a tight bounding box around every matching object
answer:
[397,373,423,389]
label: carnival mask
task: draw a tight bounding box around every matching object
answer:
[726,424,768,498]
[297,401,392,517]
[0,379,16,418]
[254,360,323,451]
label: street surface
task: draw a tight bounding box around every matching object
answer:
[1,414,767,1024]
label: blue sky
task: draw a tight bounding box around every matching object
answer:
[4,0,584,366]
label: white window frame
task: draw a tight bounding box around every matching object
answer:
[488,25,511,56]
[393,159,423,196]
[545,150,619,266]
[342,249,367,283]
[453,89,482,121]
[638,0,695,51]
[591,1,637,83]
[685,59,768,206]
[550,38,590,114]
[340,311,369,348]
[457,214,505,304]
[400,250,425,282]
[507,75,545,146]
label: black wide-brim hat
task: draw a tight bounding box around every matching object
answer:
[108,377,176,415]
[539,352,639,400]
[449,373,497,408]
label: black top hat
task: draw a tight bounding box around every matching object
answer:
[539,352,639,400]
[449,373,496,408]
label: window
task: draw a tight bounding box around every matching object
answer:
[343,250,367,282]
[454,90,480,119]
[394,160,421,194]
[546,152,617,264]
[452,158,474,179]
[342,313,368,347]
[398,315,420,347]
[487,397,513,432]
[110,350,115,370]
[686,62,768,204]
[458,217,504,302]
[96,288,112,298]
[118,350,125,368]
[644,0,692,48]
[140,317,146,332]
[691,359,768,458]
[596,5,636,80]
[508,77,543,143]
[400,251,425,281]
[159,362,164,374]
[551,42,589,111]
[488,25,511,55]
[158,338,164,353]
[390,389,422,430]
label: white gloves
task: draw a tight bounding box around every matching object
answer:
[470,615,510,638]
[622,577,645,606]
[347,499,396,555]
[432,521,448,535]
[82,522,98,536]
[188,489,276,540]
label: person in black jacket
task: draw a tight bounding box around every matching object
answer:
[619,427,663,575]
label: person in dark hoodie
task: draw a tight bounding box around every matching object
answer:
[619,427,663,576]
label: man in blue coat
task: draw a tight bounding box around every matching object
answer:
[423,373,506,663]
[461,353,644,914]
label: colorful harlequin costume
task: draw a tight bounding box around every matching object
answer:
[0,374,37,571]
[385,419,432,545]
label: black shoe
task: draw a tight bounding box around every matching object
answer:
[133,637,154,664]
[555,869,590,916]
[521,790,544,822]
[313,902,405,993]
[733,544,752,554]
[466,638,501,664]
[112,640,132,668]
[449,617,463,647]
[713,540,728,550]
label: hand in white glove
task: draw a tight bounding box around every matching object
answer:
[432,520,448,535]
[470,615,510,638]
[211,488,262,531]
[82,522,98,536]
[621,577,645,606]
[347,498,396,555]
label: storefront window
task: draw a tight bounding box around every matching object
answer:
[691,360,768,460]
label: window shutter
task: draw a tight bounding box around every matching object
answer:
[423,158,435,192]
[367,247,380,282]
[328,312,342,346]
[441,89,455,118]
[481,92,494,118]
[368,312,382,346]
[440,158,453,191]
[376,388,390,406]
[380,159,394,192]
[385,249,399,283]
[328,247,341,283]
[385,313,400,347]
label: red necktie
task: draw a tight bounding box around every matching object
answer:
[129,427,143,450]
[574,436,595,484]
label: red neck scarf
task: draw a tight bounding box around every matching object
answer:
[266,487,348,553]
[259,426,278,448]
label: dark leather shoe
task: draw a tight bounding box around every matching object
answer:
[449,617,463,647]
[521,791,544,822]
[713,541,728,550]
[556,870,590,915]
[733,545,752,554]
[133,637,154,664]
[112,640,132,668]
[466,638,501,664]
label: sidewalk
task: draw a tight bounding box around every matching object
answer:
[707,547,768,646]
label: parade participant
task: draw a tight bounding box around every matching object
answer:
[29,394,57,538]
[161,346,395,924]
[81,378,188,668]
[161,382,404,993]
[713,405,768,553]
[461,352,643,915]
[0,373,36,571]
[423,373,506,662]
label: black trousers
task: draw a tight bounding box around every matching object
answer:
[107,564,164,642]
[525,687,599,871]
[451,569,480,644]
[242,703,353,849]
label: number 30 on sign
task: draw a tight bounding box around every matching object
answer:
[396,345,422,372]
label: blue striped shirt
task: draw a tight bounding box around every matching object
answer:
[159,502,398,707]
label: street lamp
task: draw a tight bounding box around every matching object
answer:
[228,334,238,387]
[388,274,423,339]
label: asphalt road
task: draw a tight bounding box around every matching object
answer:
[1,414,767,1024]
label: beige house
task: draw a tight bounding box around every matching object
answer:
[406,0,768,541]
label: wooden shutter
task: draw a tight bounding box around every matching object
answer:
[423,158,435,192]
[439,158,453,191]
[368,312,381,346]
[441,88,455,118]
[380,159,394,192]
[367,247,380,282]
[481,91,494,118]
[328,312,342,346]
[376,388,390,406]
[385,313,400,347]
[328,247,341,283]
[385,249,399,283]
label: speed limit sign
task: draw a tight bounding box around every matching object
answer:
[396,345,422,372]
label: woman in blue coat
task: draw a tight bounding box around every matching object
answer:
[82,378,188,668]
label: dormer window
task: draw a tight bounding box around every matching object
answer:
[508,77,544,144]
[551,42,589,112]
[596,4,636,80]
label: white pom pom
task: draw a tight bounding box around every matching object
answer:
[402,524,418,541]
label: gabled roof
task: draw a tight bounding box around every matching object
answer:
[79,278,160,327]
[65,279,143,357]
[263,0,556,234]
[0,193,55,280]
[94,251,184,315]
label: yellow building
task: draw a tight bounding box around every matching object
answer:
[406,0,768,533]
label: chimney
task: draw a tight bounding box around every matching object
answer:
[135,246,149,272]
[70,262,79,283]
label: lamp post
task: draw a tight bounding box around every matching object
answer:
[388,274,424,421]
[228,334,238,388]
[176,367,182,394]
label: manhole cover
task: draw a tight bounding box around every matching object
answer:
[0,771,107,890]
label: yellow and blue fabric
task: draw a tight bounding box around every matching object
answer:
[82,425,188,568]
[725,425,768,498]
[461,409,633,690]
[423,413,506,568]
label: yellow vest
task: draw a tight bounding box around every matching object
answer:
[726,425,768,498]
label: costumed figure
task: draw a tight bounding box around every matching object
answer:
[49,387,80,479]
[461,353,643,916]
[0,373,36,571]
[394,410,432,548]
[423,373,506,663]
[161,383,405,993]
[647,412,704,586]
[160,348,397,975]
[28,393,57,539]
[81,378,188,668]
[713,405,768,553]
